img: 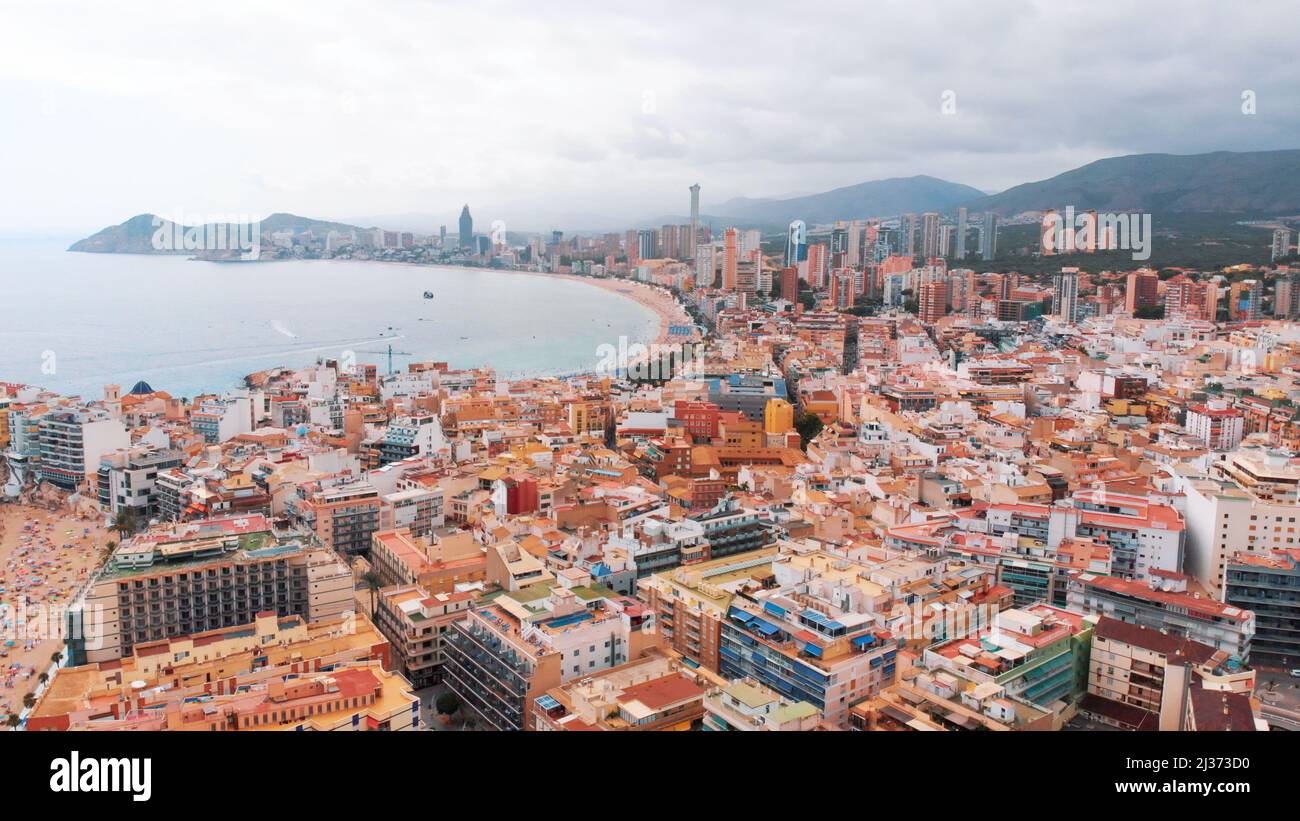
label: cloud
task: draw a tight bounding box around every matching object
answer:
[1,0,1297,233]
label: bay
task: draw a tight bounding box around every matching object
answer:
[0,239,660,400]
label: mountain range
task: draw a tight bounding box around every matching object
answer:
[69,213,366,253]
[972,149,1300,216]
[70,149,1300,251]
[713,175,985,225]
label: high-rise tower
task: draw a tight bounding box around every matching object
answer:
[689,183,701,251]
[458,205,473,250]
[981,213,998,261]
[955,207,968,260]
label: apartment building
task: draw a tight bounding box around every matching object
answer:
[1178,465,1300,594]
[1225,549,1300,667]
[40,662,415,732]
[921,605,1094,720]
[96,444,185,519]
[607,515,707,578]
[1082,616,1255,731]
[692,496,774,561]
[703,679,821,731]
[377,413,448,465]
[442,571,659,730]
[379,486,445,537]
[36,406,130,490]
[370,528,486,593]
[69,514,353,664]
[849,674,1055,731]
[191,395,252,444]
[300,482,382,557]
[376,584,478,688]
[714,550,914,727]
[1186,400,1245,451]
[31,611,398,730]
[532,650,710,731]
[639,547,782,671]
[1066,570,1254,662]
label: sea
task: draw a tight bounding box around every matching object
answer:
[0,238,661,400]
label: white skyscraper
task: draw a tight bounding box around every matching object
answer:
[689,183,701,253]
[955,207,968,260]
[1053,267,1080,322]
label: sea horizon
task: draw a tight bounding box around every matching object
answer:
[0,238,664,401]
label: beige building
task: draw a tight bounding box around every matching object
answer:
[376,584,478,688]
[1083,616,1255,731]
[370,527,486,593]
[71,514,353,664]
[31,611,417,731]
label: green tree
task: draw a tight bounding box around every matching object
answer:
[436,692,461,715]
[361,571,383,619]
[794,412,825,450]
[112,509,137,541]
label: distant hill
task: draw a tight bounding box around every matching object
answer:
[970,149,1300,216]
[69,213,366,253]
[709,175,986,226]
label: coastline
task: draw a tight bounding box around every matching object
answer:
[367,261,699,381]
[545,273,693,347]
[13,246,696,398]
[66,248,691,350]
[0,504,108,719]
[335,257,693,348]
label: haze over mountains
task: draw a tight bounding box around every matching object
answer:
[69,213,366,253]
[70,149,1300,251]
[708,176,985,226]
[971,150,1300,216]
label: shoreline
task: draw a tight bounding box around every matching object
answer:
[0,504,108,718]
[66,250,693,349]
[14,249,697,399]
[320,257,693,348]
[354,260,700,381]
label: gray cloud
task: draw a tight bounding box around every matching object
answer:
[1,0,1297,234]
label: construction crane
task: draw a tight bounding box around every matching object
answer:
[357,329,412,375]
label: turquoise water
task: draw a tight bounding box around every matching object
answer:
[0,239,660,400]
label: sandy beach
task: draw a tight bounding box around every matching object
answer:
[349,258,695,348]
[551,273,695,346]
[0,504,108,720]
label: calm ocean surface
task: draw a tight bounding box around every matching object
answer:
[0,239,660,400]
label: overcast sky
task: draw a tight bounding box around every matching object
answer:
[2,0,1298,235]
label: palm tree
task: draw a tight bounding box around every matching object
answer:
[5,714,19,729]
[22,693,36,710]
[38,673,48,686]
[50,651,63,667]
[361,571,383,620]
[112,509,137,541]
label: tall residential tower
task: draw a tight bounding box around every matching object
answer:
[459,204,473,250]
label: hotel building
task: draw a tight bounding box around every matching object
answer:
[69,514,353,664]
